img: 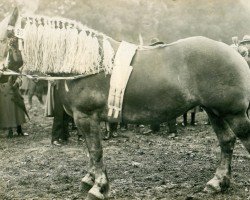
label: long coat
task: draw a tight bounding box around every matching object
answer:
[0,76,26,128]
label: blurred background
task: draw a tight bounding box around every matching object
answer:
[0,0,250,44]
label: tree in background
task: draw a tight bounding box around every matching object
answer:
[1,0,250,44]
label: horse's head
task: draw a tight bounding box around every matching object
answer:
[3,7,23,71]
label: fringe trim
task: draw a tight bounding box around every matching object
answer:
[15,14,115,75]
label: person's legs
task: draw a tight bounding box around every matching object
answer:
[168,119,177,134]
[70,117,77,130]
[51,87,70,146]
[17,125,28,136]
[51,88,64,145]
[7,128,13,138]
[51,113,63,145]
[60,111,70,143]
[120,122,128,131]
[190,112,197,126]
[182,112,187,126]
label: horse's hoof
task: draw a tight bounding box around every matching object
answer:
[203,183,221,194]
[204,178,222,194]
[204,176,230,194]
[86,193,106,200]
[87,186,106,200]
[111,131,119,138]
[103,131,111,140]
[80,181,93,193]
[80,174,95,193]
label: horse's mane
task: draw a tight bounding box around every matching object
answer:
[14,14,115,75]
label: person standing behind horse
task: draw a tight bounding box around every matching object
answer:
[45,80,78,146]
[0,73,29,137]
[230,36,249,59]
[0,26,29,137]
[239,35,250,63]
[182,107,200,126]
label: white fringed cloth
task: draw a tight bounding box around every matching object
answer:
[108,41,137,122]
[14,14,115,75]
[13,14,139,122]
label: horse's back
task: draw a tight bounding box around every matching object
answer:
[123,36,250,122]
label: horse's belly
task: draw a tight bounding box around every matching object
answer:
[122,66,196,123]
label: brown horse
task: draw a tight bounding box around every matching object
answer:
[5,8,250,200]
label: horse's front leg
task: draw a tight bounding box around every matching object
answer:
[74,112,109,200]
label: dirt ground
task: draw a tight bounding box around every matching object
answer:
[0,96,250,200]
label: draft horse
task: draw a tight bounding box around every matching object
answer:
[5,8,250,199]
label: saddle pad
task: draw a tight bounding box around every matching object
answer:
[108,41,137,122]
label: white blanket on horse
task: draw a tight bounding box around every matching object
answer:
[108,41,137,121]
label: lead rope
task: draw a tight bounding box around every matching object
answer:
[0,68,97,80]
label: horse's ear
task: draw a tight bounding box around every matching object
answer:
[7,7,19,38]
[9,7,19,26]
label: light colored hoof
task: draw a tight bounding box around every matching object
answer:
[80,175,94,193]
[204,182,221,194]
[80,181,93,193]
[103,131,111,140]
[204,176,230,193]
[87,186,106,200]
[86,192,106,200]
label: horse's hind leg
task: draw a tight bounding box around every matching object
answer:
[203,110,236,193]
[225,113,250,153]
[74,112,109,200]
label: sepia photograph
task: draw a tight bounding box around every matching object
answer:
[0,0,250,199]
